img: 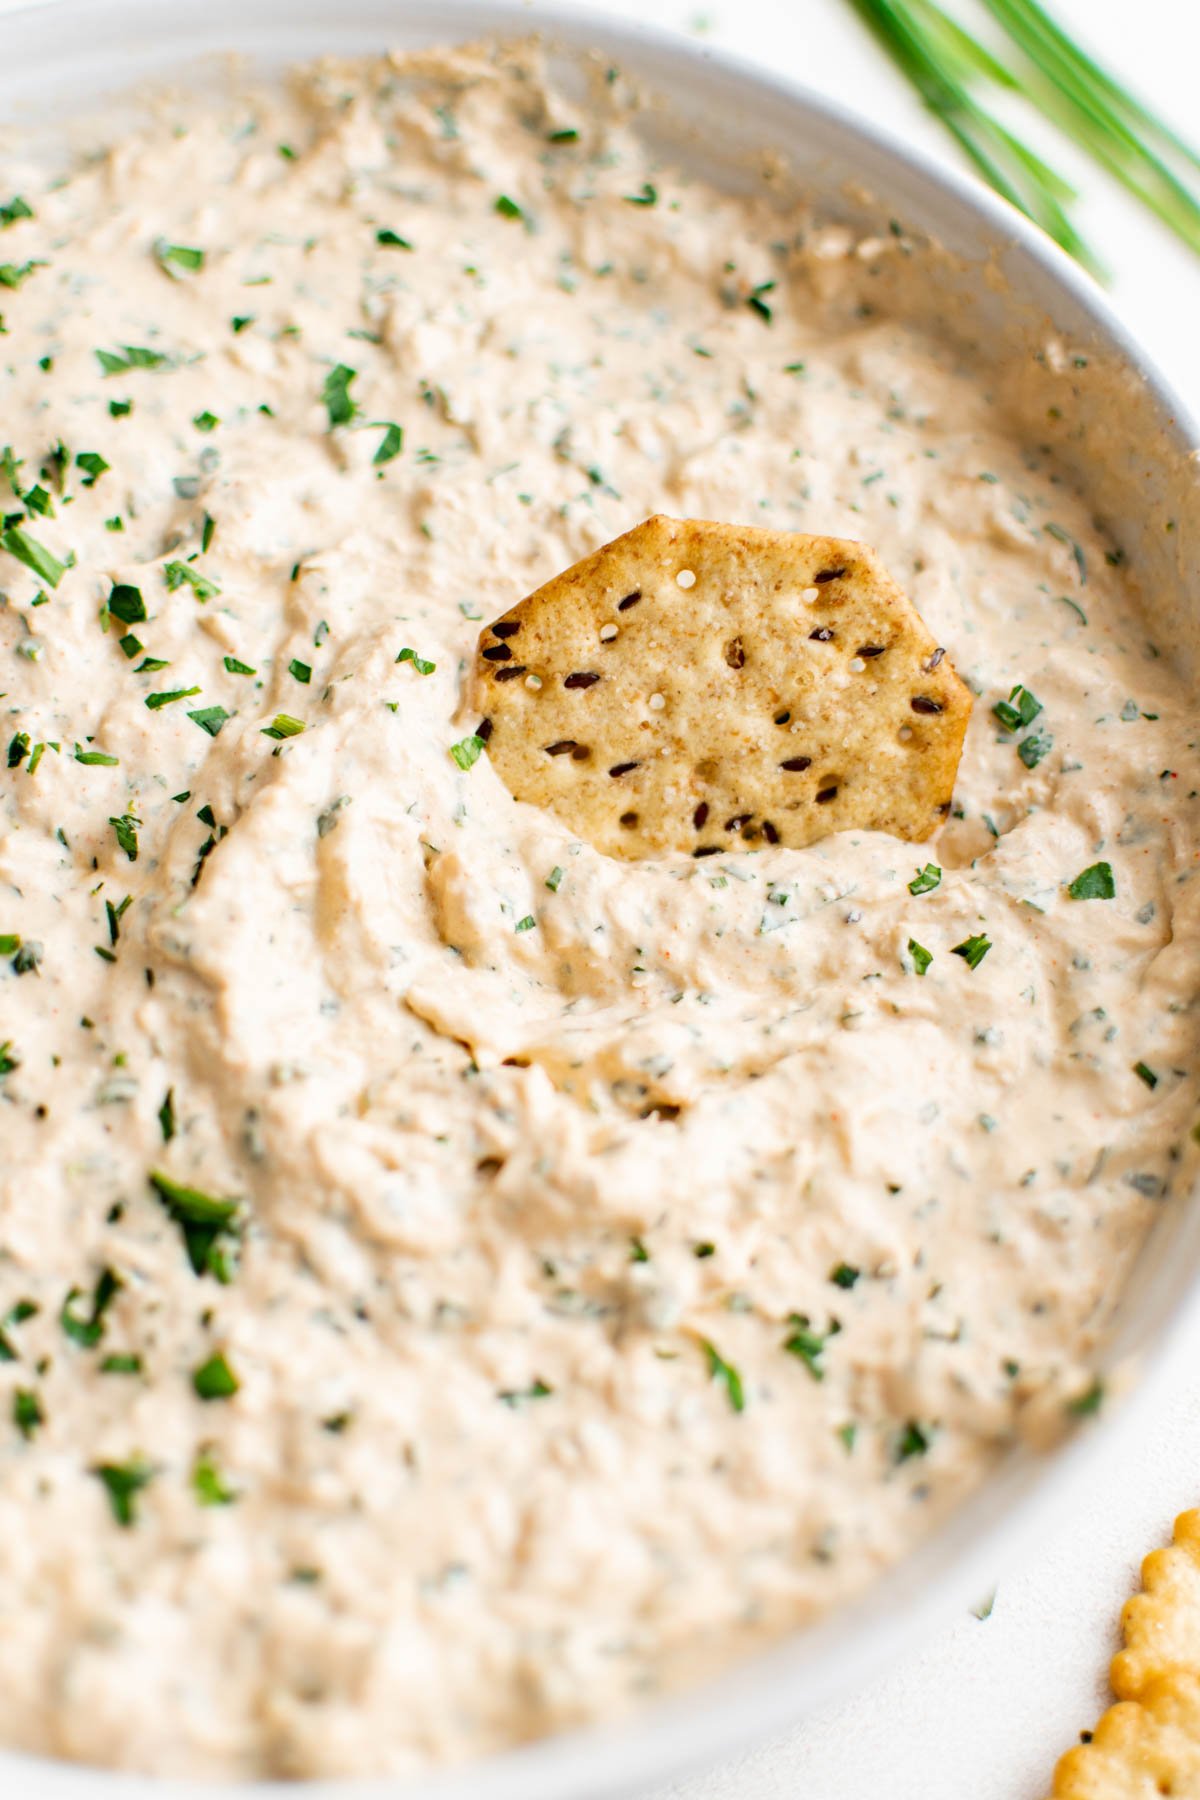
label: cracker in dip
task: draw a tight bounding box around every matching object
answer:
[470,515,972,857]
[0,40,1198,1782]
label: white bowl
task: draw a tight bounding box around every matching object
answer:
[2,4,1199,1798]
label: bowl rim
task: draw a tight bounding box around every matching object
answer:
[1,4,1199,1798]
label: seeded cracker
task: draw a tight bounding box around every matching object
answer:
[469,516,971,858]
[1050,1512,1200,1799]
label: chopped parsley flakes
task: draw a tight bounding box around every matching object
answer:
[192,1350,240,1401]
[93,1456,154,1526]
[992,684,1042,731]
[782,1314,839,1379]
[164,560,220,601]
[148,1171,242,1282]
[322,363,358,428]
[396,646,435,675]
[261,713,305,740]
[60,1267,121,1349]
[449,734,485,770]
[109,813,140,862]
[374,422,404,465]
[1067,861,1115,900]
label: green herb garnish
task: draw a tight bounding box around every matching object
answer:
[155,240,205,275]
[93,1456,154,1526]
[1133,1061,1158,1089]
[61,1268,121,1348]
[193,1449,237,1506]
[497,1379,553,1406]
[894,1419,931,1461]
[145,686,201,710]
[746,279,776,322]
[494,194,525,220]
[0,260,44,288]
[163,560,220,600]
[188,706,229,737]
[782,1313,840,1379]
[1017,728,1053,768]
[700,1339,745,1412]
[1067,1376,1104,1417]
[192,1350,240,1401]
[951,932,992,969]
[993,683,1042,730]
[831,1262,861,1289]
[908,937,933,975]
[375,228,413,249]
[908,862,942,895]
[107,583,146,624]
[322,363,358,428]
[105,895,131,945]
[841,0,1200,278]
[1067,861,1115,900]
[148,1170,242,1282]
[449,734,485,771]
[96,345,168,375]
[193,411,219,432]
[223,656,255,676]
[109,813,140,861]
[374,422,404,465]
[2,525,67,587]
[13,1388,43,1439]
[75,451,109,487]
[288,658,312,684]
[261,713,305,740]
[395,646,435,675]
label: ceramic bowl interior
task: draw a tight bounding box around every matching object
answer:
[1,6,1198,1798]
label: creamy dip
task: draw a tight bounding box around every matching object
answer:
[1,39,1199,1782]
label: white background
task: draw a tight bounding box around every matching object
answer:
[5,2,1200,1797]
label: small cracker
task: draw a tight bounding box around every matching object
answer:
[1050,1513,1200,1800]
[1115,1511,1200,1701]
[469,515,971,860]
[1051,1673,1200,1800]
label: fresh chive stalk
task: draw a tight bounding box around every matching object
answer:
[845,0,1200,277]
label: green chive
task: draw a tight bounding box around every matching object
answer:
[374,422,404,465]
[700,1339,745,1413]
[261,713,305,740]
[908,937,933,975]
[951,932,991,969]
[2,525,67,587]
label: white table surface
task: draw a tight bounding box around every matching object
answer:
[4,2,1200,1797]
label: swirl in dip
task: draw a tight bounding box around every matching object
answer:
[0,39,1198,1782]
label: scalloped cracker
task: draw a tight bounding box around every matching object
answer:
[1050,1512,1200,1799]
[469,516,972,860]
